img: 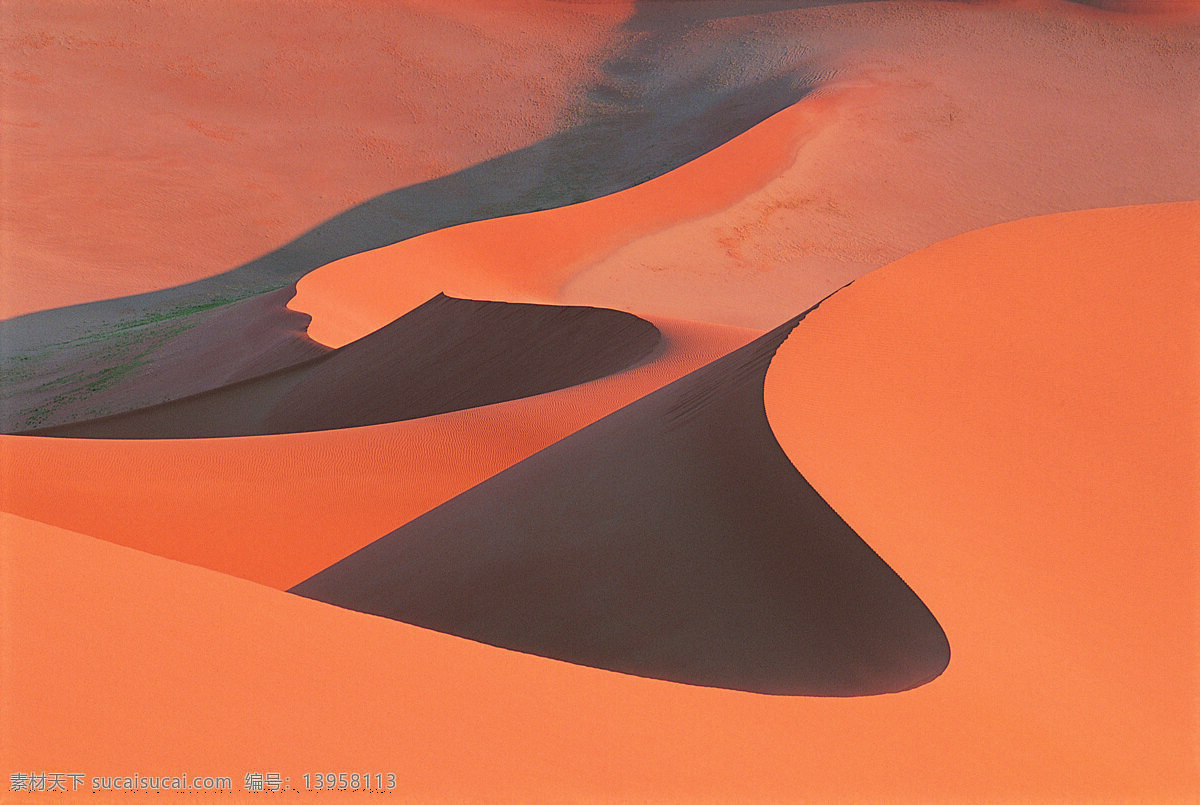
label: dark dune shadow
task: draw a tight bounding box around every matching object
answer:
[291,301,951,697]
[26,295,660,439]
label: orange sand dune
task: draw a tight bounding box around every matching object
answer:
[5,0,1194,439]
[3,375,1193,805]
[3,203,1196,800]
[764,201,1200,798]
[32,295,660,438]
[560,0,1199,327]
[288,96,813,348]
[0,315,756,590]
[8,0,1193,328]
[292,314,948,697]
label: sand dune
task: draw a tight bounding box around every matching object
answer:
[764,201,1200,797]
[29,295,660,439]
[288,97,815,348]
[291,311,949,697]
[3,0,1198,800]
[0,315,755,589]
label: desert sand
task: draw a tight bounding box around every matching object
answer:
[2,0,1198,801]
[0,314,757,589]
[291,312,950,697]
[29,294,662,438]
[6,198,1197,802]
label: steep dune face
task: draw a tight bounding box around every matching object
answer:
[292,313,950,697]
[31,295,660,438]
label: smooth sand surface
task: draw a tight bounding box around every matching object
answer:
[0,315,756,590]
[291,315,949,696]
[31,295,660,438]
[764,201,1200,799]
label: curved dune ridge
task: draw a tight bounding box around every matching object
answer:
[764,202,1200,793]
[290,0,1200,340]
[286,95,815,347]
[28,294,661,439]
[291,309,950,697]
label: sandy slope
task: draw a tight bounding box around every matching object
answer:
[287,95,809,348]
[765,201,1200,798]
[30,295,660,438]
[2,0,1197,800]
[292,314,949,697]
[7,203,1196,802]
[0,287,329,431]
[0,314,755,589]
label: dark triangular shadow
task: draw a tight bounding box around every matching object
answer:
[291,303,951,696]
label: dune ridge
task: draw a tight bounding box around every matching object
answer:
[27,294,661,439]
[291,307,950,697]
[2,0,1198,799]
[2,0,1193,436]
